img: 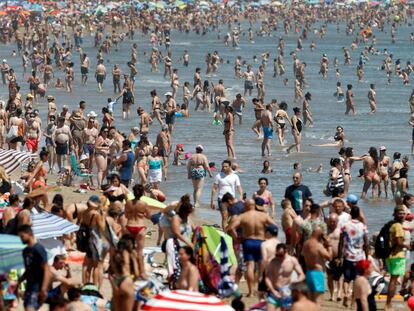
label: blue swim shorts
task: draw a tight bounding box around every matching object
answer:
[242,239,263,262]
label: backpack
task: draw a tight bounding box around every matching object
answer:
[76,223,90,252]
[374,220,396,259]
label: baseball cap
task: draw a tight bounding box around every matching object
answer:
[164,91,172,97]
[87,195,101,208]
[196,144,204,151]
[266,224,279,236]
[255,197,266,212]
[380,146,387,151]
[346,194,358,204]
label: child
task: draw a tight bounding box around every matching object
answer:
[281,199,298,246]
[173,144,185,166]
[55,78,64,88]
[335,81,344,102]
[212,114,223,125]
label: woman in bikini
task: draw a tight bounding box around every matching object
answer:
[151,89,163,126]
[175,246,200,291]
[274,101,291,146]
[106,174,130,206]
[361,147,381,199]
[302,92,313,127]
[313,126,346,148]
[28,147,49,191]
[95,127,112,188]
[253,177,276,217]
[287,107,303,153]
[124,184,151,279]
[378,146,390,198]
[223,106,236,159]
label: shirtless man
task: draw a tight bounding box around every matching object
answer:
[326,213,341,301]
[95,60,106,92]
[43,63,53,86]
[164,92,177,133]
[302,225,333,307]
[213,80,226,113]
[25,112,41,153]
[261,104,273,157]
[156,126,171,170]
[244,65,255,97]
[187,145,212,208]
[264,243,305,311]
[112,64,122,94]
[80,53,90,85]
[252,98,264,138]
[125,185,151,279]
[228,199,276,297]
[47,255,80,302]
[52,116,72,172]
[232,94,246,125]
[137,107,150,136]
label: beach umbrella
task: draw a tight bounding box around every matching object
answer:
[201,225,237,265]
[142,290,234,311]
[31,212,79,239]
[0,148,37,176]
[0,234,25,273]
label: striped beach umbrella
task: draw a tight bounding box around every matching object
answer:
[32,212,79,239]
[0,148,37,176]
[0,234,25,272]
[142,290,234,311]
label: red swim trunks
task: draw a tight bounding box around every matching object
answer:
[26,138,39,152]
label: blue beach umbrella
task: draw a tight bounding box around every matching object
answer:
[31,212,79,240]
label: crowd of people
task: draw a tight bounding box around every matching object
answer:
[0,1,414,311]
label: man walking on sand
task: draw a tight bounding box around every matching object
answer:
[227,199,276,297]
[302,224,333,307]
[264,243,305,311]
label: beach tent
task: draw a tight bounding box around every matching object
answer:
[192,225,237,294]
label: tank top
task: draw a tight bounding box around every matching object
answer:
[119,151,134,181]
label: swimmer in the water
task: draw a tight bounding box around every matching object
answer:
[311,126,345,148]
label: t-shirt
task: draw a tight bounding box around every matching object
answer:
[22,243,48,291]
[228,201,245,216]
[107,101,116,113]
[389,222,405,259]
[341,219,368,262]
[214,172,241,200]
[337,212,351,229]
[284,184,312,214]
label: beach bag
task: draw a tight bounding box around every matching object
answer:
[374,220,396,259]
[76,223,91,252]
[6,125,18,142]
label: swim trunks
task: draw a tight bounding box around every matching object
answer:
[266,285,292,308]
[242,239,263,262]
[96,74,105,83]
[306,270,325,293]
[244,80,253,90]
[26,138,38,152]
[263,127,273,139]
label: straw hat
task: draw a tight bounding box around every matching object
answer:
[72,111,82,120]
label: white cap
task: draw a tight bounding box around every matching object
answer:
[87,111,98,118]
[80,153,89,161]
[2,59,6,63]
[164,91,173,97]
[196,144,204,151]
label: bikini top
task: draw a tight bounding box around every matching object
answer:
[108,194,126,203]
